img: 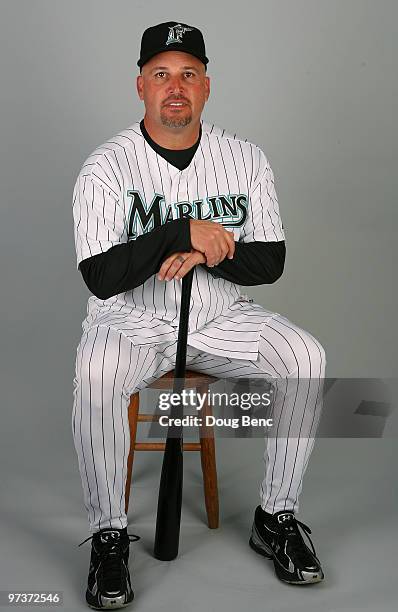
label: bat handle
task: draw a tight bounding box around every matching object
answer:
[174,269,194,379]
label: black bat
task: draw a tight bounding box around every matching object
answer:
[153,268,194,561]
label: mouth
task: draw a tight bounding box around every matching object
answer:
[163,101,189,108]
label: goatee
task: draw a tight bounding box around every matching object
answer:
[160,114,192,129]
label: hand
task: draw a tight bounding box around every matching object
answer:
[157,250,206,282]
[189,220,235,267]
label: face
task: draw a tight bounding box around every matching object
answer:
[136,51,210,129]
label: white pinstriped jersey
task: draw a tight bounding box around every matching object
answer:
[72,120,285,360]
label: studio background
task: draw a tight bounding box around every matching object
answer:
[0,1,396,611]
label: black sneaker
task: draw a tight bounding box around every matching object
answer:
[249,506,324,585]
[78,527,140,609]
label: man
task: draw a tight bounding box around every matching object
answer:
[72,21,326,610]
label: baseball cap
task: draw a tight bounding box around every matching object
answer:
[137,21,209,69]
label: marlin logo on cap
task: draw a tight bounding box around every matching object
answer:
[166,23,193,46]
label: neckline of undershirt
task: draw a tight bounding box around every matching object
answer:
[139,119,202,171]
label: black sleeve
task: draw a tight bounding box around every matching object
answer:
[78,218,191,300]
[200,240,286,286]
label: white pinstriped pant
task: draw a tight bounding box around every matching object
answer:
[72,313,326,534]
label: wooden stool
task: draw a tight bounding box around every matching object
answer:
[125,370,220,528]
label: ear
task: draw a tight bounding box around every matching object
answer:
[204,75,210,102]
[136,74,144,101]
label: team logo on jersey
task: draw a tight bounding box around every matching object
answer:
[126,190,248,240]
[165,24,193,46]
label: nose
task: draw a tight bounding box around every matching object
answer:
[166,74,185,96]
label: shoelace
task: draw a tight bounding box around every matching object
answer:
[78,531,141,591]
[278,517,318,560]
[77,531,141,548]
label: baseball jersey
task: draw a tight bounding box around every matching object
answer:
[72,120,286,360]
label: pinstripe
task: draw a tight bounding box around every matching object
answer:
[72,120,322,532]
[72,309,325,530]
[116,340,133,525]
[257,320,303,511]
[176,169,183,200]
[130,138,147,202]
[143,140,156,193]
[84,177,91,257]
[215,135,231,193]
[207,132,220,194]
[72,328,93,520]
[111,333,122,500]
[261,319,324,512]
[199,141,213,324]
[249,143,254,186]
[88,326,102,528]
[100,327,113,527]
[226,138,240,186]
[262,169,277,240]
[238,140,249,192]
[291,340,325,509]
[103,152,122,192]
[91,172,119,199]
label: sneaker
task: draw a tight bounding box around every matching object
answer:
[78,527,140,609]
[249,506,324,585]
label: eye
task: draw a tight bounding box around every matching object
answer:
[155,71,166,78]
[184,72,194,78]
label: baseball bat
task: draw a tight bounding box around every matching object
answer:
[153,267,194,561]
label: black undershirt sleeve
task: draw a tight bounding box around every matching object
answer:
[78,218,191,300]
[79,229,285,299]
[201,240,286,286]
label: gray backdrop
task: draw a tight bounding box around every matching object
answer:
[0,1,396,611]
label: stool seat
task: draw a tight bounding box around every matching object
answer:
[125,369,220,529]
[147,370,218,389]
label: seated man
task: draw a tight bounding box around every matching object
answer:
[72,21,327,610]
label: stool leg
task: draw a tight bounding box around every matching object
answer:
[125,393,139,514]
[198,384,219,529]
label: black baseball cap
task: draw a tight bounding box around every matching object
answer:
[137,21,209,70]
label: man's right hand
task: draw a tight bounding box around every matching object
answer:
[189,219,235,267]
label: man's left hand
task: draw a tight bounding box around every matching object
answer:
[158,250,206,281]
